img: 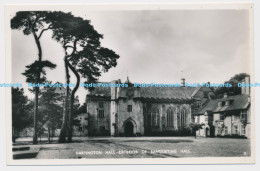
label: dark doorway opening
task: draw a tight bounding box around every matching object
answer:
[124,121,134,137]
[206,128,210,137]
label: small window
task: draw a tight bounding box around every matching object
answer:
[98,110,104,118]
[225,101,230,106]
[79,126,82,132]
[241,125,246,135]
[233,125,238,134]
[224,126,228,135]
[99,102,104,108]
[127,105,132,112]
[219,114,224,120]
[218,127,221,134]
[197,116,200,123]
[241,111,247,120]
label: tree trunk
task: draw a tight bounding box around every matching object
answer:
[58,59,70,143]
[12,127,16,143]
[32,30,42,145]
[48,127,51,143]
[67,62,80,142]
[33,87,39,144]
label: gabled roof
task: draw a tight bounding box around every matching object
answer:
[195,99,218,115]
[214,94,250,112]
[195,94,250,115]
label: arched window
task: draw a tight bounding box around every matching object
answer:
[180,108,188,127]
[152,108,160,127]
[167,108,175,127]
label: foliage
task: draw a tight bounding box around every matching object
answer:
[12,88,33,141]
[47,11,120,142]
[11,11,53,35]
[75,103,87,115]
[188,122,205,132]
[38,83,63,131]
[11,11,58,144]
[49,11,120,89]
[215,73,250,97]
[22,60,56,84]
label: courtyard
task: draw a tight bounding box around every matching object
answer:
[12,136,251,159]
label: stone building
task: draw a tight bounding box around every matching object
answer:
[194,77,251,138]
[86,78,215,136]
[73,113,88,136]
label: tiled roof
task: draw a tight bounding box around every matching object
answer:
[88,86,111,97]
[195,99,218,115]
[88,82,198,100]
[195,94,250,115]
[139,87,196,99]
[214,94,250,112]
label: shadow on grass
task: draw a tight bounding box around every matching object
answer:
[13,137,195,146]
[87,139,194,144]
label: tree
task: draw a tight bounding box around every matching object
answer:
[215,73,250,98]
[49,12,95,143]
[67,47,119,141]
[188,123,205,139]
[11,12,57,144]
[12,88,33,142]
[38,83,63,143]
[50,12,120,142]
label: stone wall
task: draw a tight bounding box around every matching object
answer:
[87,100,111,136]
[117,99,144,136]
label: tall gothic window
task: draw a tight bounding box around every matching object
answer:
[167,108,174,127]
[180,108,187,127]
[152,108,160,127]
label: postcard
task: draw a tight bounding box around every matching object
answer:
[5,3,255,165]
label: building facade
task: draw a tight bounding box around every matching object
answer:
[86,78,215,136]
[194,77,251,138]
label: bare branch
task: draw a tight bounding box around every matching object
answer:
[66,38,79,58]
[38,24,52,39]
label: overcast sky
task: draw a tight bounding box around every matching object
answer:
[11,9,251,104]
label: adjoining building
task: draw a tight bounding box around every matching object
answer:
[86,78,215,136]
[73,113,88,136]
[194,77,251,138]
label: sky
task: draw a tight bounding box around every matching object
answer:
[11,9,251,104]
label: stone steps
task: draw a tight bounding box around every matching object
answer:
[13,146,40,159]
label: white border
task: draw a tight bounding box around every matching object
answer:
[4,3,255,165]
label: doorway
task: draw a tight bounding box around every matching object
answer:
[124,121,134,137]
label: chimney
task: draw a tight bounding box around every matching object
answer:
[111,80,118,100]
[181,78,185,87]
[224,93,228,98]
[241,76,250,95]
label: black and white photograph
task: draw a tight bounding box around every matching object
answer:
[5,3,255,165]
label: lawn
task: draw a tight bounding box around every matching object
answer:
[13,136,251,159]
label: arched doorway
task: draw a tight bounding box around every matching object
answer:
[124,121,134,137]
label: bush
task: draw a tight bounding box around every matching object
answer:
[149,129,192,137]
[216,134,247,139]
